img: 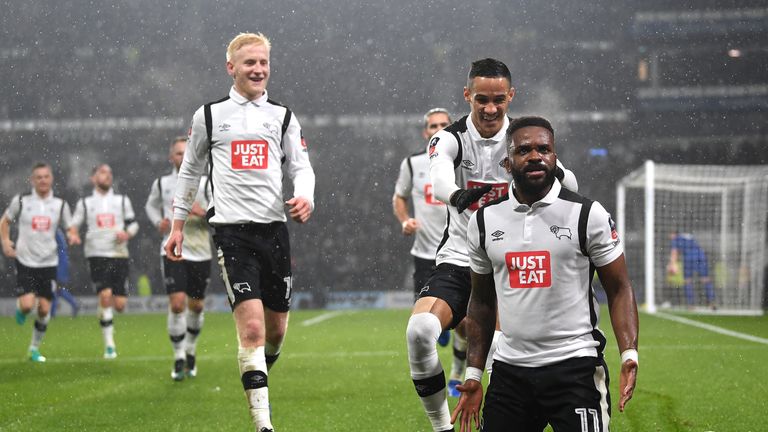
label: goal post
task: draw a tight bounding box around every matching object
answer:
[617,161,768,315]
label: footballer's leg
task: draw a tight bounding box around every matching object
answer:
[407,296,455,432]
[16,293,34,325]
[447,320,467,397]
[29,294,52,362]
[185,297,205,377]
[168,291,188,381]
[185,259,211,378]
[234,299,274,431]
[98,288,117,359]
[263,308,288,371]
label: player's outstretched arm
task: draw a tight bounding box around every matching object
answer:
[596,254,639,412]
[164,219,186,261]
[451,271,497,431]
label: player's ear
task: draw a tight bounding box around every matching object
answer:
[463,87,471,103]
[503,157,511,174]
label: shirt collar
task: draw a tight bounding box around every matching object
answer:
[229,86,269,106]
[467,115,509,144]
[93,187,114,197]
[32,189,53,200]
[510,179,562,212]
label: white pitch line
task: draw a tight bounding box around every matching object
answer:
[300,310,351,326]
[654,312,768,346]
[0,349,400,365]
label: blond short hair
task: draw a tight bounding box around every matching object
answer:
[226,32,271,62]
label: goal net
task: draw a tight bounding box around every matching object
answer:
[617,161,768,315]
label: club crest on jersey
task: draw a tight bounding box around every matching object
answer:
[263,122,279,136]
[233,282,252,293]
[505,251,551,288]
[31,216,51,232]
[231,140,268,170]
[550,225,572,240]
[428,136,439,158]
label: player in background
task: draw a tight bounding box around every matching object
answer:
[164,32,315,432]
[406,58,579,431]
[68,164,139,360]
[145,136,213,381]
[1,162,73,362]
[393,108,467,398]
[452,116,638,431]
[50,228,80,318]
[666,232,716,308]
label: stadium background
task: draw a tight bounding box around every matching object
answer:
[1,0,766,307]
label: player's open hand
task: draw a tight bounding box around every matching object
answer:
[286,197,312,223]
[401,218,419,235]
[450,379,484,432]
[619,358,638,412]
[115,231,130,244]
[164,230,184,261]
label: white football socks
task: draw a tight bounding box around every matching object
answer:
[238,346,272,431]
[407,313,452,431]
[167,310,186,359]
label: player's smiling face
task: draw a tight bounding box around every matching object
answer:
[508,126,557,197]
[228,42,270,100]
[465,77,515,138]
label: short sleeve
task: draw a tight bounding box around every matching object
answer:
[467,210,493,274]
[394,157,412,198]
[587,201,624,268]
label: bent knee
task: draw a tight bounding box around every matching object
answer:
[406,313,442,352]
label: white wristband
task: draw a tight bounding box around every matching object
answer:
[620,349,638,365]
[465,367,483,382]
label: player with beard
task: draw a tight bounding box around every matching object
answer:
[68,164,139,359]
[452,116,639,431]
[406,59,579,431]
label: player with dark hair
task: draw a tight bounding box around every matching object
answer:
[146,136,212,380]
[68,163,139,360]
[164,32,315,432]
[1,162,73,362]
[394,107,468,398]
[406,59,579,431]
[452,116,639,431]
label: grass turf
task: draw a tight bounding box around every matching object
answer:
[1,308,766,431]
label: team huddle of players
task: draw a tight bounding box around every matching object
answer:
[3,32,638,432]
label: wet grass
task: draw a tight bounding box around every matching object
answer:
[0,308,766,431]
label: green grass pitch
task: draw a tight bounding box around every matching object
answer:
[1,308,767,431]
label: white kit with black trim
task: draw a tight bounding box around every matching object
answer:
[3,191,71,268]
[173,87,315,225]
[71,188,138,258]
[467,180,623,367]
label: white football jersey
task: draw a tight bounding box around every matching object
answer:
[394,150,446,260]
[145,170,212,261]
[3,191,71,268]
[467,180,623,367]
[174,87,315,225]
[71,189,138,258]
[429,115,577,267]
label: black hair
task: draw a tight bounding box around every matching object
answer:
[31,161,51,172]
[467,58,511,87]
[506,116,555,143]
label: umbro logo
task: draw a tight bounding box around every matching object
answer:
[233,282,252,293]
[550,225,572,240]
[461,160,475,170]
[218,123,231,132]
[491,230,504,241]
